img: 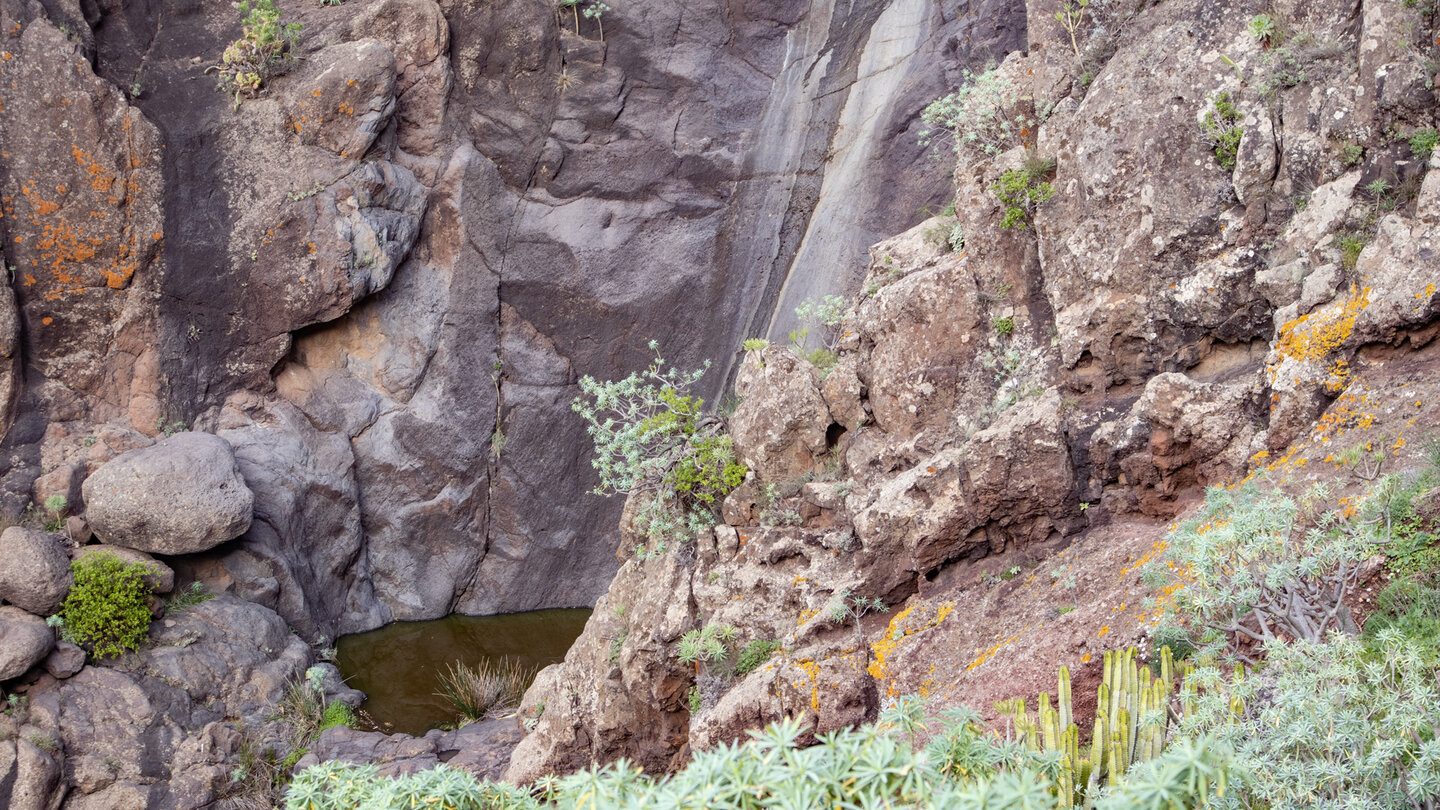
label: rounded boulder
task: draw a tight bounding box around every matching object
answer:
[0,527,72,615]
[81,432,254,555]
[0,606,54,680]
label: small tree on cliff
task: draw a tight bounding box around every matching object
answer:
[572,342,746,548]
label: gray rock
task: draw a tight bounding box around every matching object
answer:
[73,545,174,595]
[730,348,832,482]
[43,641,85,679]
[0,607,54,681]
[81,432,254,556]
[7,736,62,810]
[0,527,72,616]
[1300,263,1344,311]
[65,516,93,544]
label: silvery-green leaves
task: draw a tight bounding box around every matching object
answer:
[571,344,710,497]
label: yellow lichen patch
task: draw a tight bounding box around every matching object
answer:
[868,601,955,691]
[788,658,822,711]
[967,631,1023,672]
[1273,285,1370,365]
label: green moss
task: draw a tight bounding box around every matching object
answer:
[320,702,357,732]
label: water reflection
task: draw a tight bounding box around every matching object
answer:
[335,608,592,735]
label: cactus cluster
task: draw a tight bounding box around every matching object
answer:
[996,646,1190,808]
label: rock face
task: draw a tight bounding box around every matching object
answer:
[506,0,1440,782]
[81,432,254,555]
[0,527,72,616]
[0,606,53,680]
[0,0,1027,638]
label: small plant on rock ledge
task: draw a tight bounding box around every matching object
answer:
[211,0,302,108]
[991,153,1056,230]
[1200,92,1244,170]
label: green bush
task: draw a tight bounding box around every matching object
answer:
[1411,128,1439,160]
[991,160,1055,230]
[992,315,1015,336]
[672,436,747,507]
[733,639,782,676]
[1340,232,1369,270]
[59,553,154,659]
[320,701,358,732]
[1200,92,1244,170]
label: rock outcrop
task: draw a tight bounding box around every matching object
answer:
[1,0,1028,639]
[506,0,1440,781]
[0,607,53,681]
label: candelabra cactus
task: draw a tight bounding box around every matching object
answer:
[997,645,1186,808]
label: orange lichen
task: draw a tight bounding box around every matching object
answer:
[868,602,954,690]
[1274,286,1371,364]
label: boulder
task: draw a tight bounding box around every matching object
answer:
[0,607,54,681]
[0,527,72,615]
[81,433,254,555]
[43,641,86,679]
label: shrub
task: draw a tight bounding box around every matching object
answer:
[1200,92,1244,170]
[1182,632,1440,809]
[59,553,154,659]
[1340,232,1368,270]
[992,315,1015,336]
[1054,1,1089,60]
[41,495,67,531]
[1150,481,1368,661]
[672,436,747,507]
[676,622,737,668]
[434,658,536,723]
[991,157,1055,230]
[572,342,746,526]
[1365,579,1440,661]
[919,64,1032,161]
[213,0,302,106]
[1411,127,1439,160]
[741,338,769,352]
[320,701,357,732]
[733,639,782,676]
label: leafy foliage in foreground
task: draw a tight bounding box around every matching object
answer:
[287,709,1232,810]
[1182,631,1440,809]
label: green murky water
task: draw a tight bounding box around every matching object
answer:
[335,609,592,735]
